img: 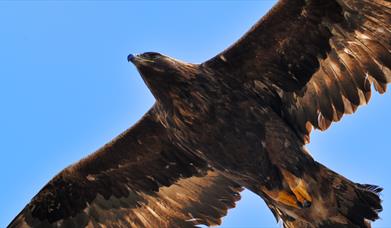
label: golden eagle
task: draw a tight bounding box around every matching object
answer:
[9,0,390,227]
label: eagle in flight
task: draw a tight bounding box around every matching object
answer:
[9,0,390,227]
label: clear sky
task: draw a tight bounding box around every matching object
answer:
[0,1,390,227]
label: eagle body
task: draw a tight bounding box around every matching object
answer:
[154,65,301,188]
[9,0,390,227]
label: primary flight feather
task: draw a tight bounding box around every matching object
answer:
[9,0,390,227]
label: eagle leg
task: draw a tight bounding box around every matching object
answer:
[262,188,302,209]
[291,179,312,208]
[280,169,312,208]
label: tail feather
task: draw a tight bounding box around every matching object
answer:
[319,164,383,227]
[351,184,383,221]
[332,174,383,227]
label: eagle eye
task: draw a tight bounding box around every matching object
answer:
[142,52,161,59]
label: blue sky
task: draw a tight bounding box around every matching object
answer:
[0,1,390,227]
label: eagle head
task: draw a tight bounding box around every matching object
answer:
[128,52,198,105]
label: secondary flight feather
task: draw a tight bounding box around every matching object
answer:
[9,0,390,227]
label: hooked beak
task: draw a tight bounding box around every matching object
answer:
[127,54,135,62]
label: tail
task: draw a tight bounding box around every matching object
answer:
[318,164,383,227]
[269,162,383,228]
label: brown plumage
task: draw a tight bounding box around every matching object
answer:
[9,0,390,227]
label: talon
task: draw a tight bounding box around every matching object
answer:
[302,199,311,208]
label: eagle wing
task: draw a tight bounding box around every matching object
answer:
[205,0,390,143]
[9,106,242,228]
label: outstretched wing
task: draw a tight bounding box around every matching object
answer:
[205,0,390,143]
[9,106,242,228]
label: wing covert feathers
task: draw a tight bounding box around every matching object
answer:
[8,107,242,228]
[205,0,390,143]
[284,0,390,142]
